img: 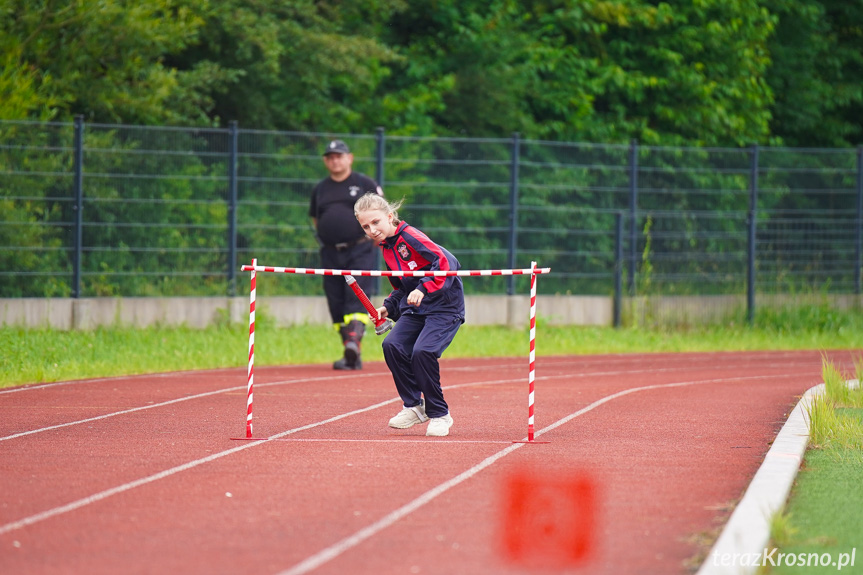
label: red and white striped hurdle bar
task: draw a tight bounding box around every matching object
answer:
[239,265,550,277]
[236,261,551,444]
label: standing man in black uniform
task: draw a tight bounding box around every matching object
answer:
[309,139,384,370]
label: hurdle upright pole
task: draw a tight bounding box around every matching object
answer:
[527,261,538,441]
[513,261,547,444]
[245,258,256,438]
[232,258,268,440]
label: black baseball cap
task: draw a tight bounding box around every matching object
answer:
[322,140,350,155]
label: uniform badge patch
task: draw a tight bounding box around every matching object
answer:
[397,242,411,261]
[349,185,361,197]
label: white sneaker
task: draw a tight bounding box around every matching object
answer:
[426,414,454,437]
[388,401,429,429]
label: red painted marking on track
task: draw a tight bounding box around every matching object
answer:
[501,469,597,568]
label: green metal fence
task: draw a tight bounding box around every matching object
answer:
[1,118,861,325]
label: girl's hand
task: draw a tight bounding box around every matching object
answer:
[407,289,424,307]
[376,306,388,319]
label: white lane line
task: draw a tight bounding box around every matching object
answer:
[0,372,797,539]
[274,373,792,575]
[0,368,644,442]
[0,360,802,442]
[0,369,470,442]
[0,369,246,394]
[278,444,523,575]
[0,349,819,395]
[0,375,528,532]
[0,387,245,443]
[0,395,401,535]
[0,374,381,442]
[272,438,515,444]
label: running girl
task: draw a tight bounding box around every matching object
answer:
[353,193,466,437]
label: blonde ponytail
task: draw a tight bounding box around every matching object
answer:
[354,193,405,224]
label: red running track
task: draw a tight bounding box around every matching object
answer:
[0,350,857,575]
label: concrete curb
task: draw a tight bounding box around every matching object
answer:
[697,383,823,575]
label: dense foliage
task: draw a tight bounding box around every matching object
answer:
[2,0,862,146]
[2,1,861,301]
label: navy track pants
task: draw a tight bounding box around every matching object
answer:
[381,313,463,418]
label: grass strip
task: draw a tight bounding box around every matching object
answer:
[2,311,863,388]
[764,358,863,573]
[765,430,863,574]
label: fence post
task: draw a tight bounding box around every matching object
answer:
[508,132,520,296]
[375,127,385,187]
[856,146,862,295]
[227,121,239,297]
[628,139,638,296]
[614,212,623,328]
[747,144,759,325]
[374,127,386,295]
[72,115,84,298]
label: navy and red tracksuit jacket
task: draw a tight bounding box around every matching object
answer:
[379,222,466,322]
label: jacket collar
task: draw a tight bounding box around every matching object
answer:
[381,221,409,248]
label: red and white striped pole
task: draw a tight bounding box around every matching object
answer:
[246,258,256,438]
[233,258,266,440]
[239,265,550,277]
[527,261,538,441]
[515,261,547,444]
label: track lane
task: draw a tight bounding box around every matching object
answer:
[0,352,824,441]
[0,351,857,574]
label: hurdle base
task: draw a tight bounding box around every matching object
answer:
[513,425,548,443]
[230,437,269,441]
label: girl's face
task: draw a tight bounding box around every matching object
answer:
[357,208,397,242]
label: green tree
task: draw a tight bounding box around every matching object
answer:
[378,0,538,137]
[378,0,776,145]
[0,0,212,124]
[764,0,863,147]
[0,50,58,120]
[168,0,406,132]
[524,0,776,145]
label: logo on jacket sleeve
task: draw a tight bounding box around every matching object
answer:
[397,242,411,261]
